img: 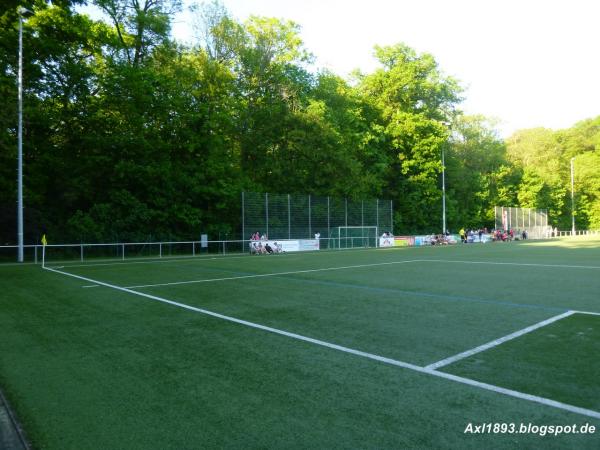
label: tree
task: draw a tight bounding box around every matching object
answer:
[357,44,462,233]
[94,0,181,65]
[446,115,509,230]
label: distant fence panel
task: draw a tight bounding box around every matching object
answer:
[242,192,393,241]
[494,206,550,239]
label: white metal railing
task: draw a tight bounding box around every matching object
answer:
[2,231,599,264]
[0,236,380,264]
[0,240,242,264]
[558,230,600,237]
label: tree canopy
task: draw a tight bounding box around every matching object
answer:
[1,1,598,244]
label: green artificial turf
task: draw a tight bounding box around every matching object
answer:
[442,313,600,411]
[1,237,599,449]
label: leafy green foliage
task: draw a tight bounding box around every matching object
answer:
[0,1,598,244]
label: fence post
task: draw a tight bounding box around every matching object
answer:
[308,194,312,238]
[80,244,83,262]
[34,245,37,264]
[241,191,245,242]
[192,242,195,256]
[327,197,330,240]
[159,243,162,258]
[288,194,291,239]
[345,198,348,227]
[361,200,364,228]
[122,244,125,260]
[390,200,393,235]
[265,192,269,238]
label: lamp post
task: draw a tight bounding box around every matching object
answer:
[570,157,575,236]
[442,146,446,234]
[441,120,451,235]
[16,7,32,262]
[17,7,28,262]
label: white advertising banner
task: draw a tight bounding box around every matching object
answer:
[249,239,320,253]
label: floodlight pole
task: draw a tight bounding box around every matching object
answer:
[570,157,575,236]
[17,7,28,262]
[442,146,446,234]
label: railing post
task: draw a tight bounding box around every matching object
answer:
[81,244,84,262]
[159,243,162,258]
[122,244,125,260]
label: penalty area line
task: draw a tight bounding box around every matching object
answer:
[418,259,600,270]
[43,265,600,421]
[572,310,600,316]
[425,310,576,370]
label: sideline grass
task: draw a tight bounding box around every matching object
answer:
[1,238,599,448]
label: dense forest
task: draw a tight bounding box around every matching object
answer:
[1,0,599,244]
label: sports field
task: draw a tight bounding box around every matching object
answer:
[1,237,599,449]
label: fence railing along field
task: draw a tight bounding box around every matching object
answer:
[0,236,377,264]
[2,231,598,264]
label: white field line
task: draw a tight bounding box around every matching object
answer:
[50,254,251,269]
[425,311,576,370]
[44,266,600,420]
[419,259,600,270]
[573,310,600,316]
[122,260,421,289]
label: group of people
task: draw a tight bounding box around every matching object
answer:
[250,241,279,254]
[458,228,488,243]
[457,227,528,243]
[491,229,514,242]
[430,234,450,245]
[249,231,282,255]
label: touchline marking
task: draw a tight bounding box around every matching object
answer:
[49,254,249,269]
[419,259,600,270]
[123,260,421,289]
[573,310,600,316]
[425,311,576,370]
[44,265,600,420]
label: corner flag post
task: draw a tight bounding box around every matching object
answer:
[41,234,47,267]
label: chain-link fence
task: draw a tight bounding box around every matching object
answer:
[242,192,393,241]
[494,206,551,238]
